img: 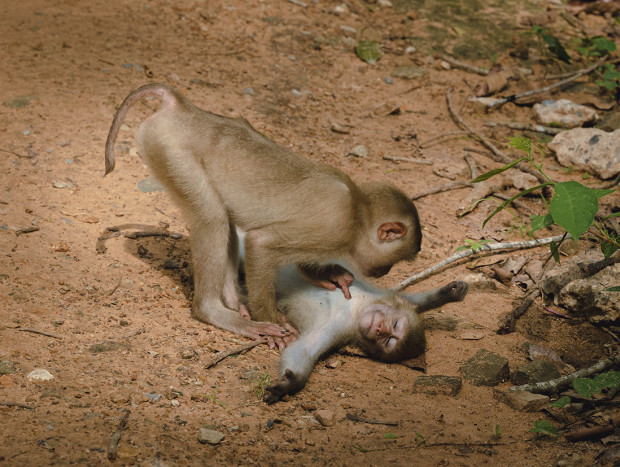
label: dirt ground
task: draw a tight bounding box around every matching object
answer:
[1,0,618,465]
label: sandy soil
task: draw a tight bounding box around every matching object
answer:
[0,0,617,465]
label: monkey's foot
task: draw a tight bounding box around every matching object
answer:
[263,369,304,404]
[442,281,469,302]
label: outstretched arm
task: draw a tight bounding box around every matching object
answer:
[402,281,468,312]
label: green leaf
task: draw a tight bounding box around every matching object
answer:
[550,240,560,263]
[541,33,571,63]
[471,157,528,183]
[606,286,620,291]
[603,212,620,220]
[482,183,553,229]
[550,396,571,408]
[530,420,558,437]
[592,36,617,52]
[601,237,619,259]
[593,370,620,388]
[508,136,532,156]
[355,41,382,64]
[591,188,616,199]
[494,424,501,437]
[384,432,398,439]
[530,213,554,235]
[573,371,620,398]
[550,181,599,240]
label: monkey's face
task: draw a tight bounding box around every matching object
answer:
[357,304,409,359]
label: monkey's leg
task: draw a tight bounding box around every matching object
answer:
[243,230,282,323]
[403,281,468,312]
[221,223,241,310]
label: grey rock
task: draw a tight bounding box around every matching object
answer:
[3,96,35,108]
[198,428,224,445]
[493,389,549,412]
[0,362,13,375]
[27,368,54,382]
[137,177,165,193]
[534,99,598,128]
[347,145,367,158]
[460,349,510,386]
[596,110,620,131]
[511,361,560,385]
[548,128,620,179]
[390,65,427,80]
[144,392,162,402]
[412,375,462,396]
[89,341,130,354]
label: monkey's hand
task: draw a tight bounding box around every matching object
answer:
[239,304,298,350]
[263,368,305,404]
[298,264,354,299]
[441,281,469,302]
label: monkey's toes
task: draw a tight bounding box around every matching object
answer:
[444,281,469,301]
[263,385,285,404]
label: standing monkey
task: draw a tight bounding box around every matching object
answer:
[105,83,422,340]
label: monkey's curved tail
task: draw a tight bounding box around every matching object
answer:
[104,83,178,176]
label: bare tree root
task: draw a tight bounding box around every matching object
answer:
[510,356,620,394]
[393,235,565,291]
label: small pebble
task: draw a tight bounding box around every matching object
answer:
[385,77,394,84]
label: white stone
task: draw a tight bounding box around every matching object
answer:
[534,99,598,128]
[27,369,54,381]
[548,128,620,179]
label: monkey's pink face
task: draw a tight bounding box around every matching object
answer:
[358,304,408,357]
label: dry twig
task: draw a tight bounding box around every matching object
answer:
[411,182,470,200]
[393,235,565,291]
[18,328,62,340]
[383,155,433,165]
[487,57,606,109]
[446,89,548,185]
[0,402,34,410]
[346,413,399,426]
[205,339,263,369]
[511,356,620,394]
[485,121,563,136]
[107,410,130,461]
[439,55,489,76]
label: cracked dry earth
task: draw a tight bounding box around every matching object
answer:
[0,0,617,465]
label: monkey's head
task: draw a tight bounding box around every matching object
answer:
[353,183,422,279]
[355,295,425,363]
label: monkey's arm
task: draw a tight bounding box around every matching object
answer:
[297,264,354,299]
[264,326,344,403]
[402,281,468,312]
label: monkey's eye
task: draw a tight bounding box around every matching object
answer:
[386,337,397,350]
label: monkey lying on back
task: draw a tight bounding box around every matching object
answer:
[260,260,468,403]
[105,84,422,341]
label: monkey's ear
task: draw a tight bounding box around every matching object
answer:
[377,222,407,241]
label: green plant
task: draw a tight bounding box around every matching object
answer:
[252,373,271,400]
[530,419,558,437]
[577,36,617,57]
[533,26,570,63]
[471,136,619,262]
[384,432,398,440]
[455,238,493,252]
[204,386,227,408]
[572,370,620,398]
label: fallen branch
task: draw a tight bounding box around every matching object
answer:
[439,55,489,76]
[464,152,478,179]
[446,89,548,185]
[510,355,620,394]
[419,130,469,149]
[411,182,470,200]
[497,289,541,334]
[124,230,173,239]
[346,413,399,426]
[15,226,39,237]
[107,409,130,461]
[485,121,563,136]
[487,57,606,109]
[205,339,263,369]
[565,424,615,442]
[393,235,564,291]
[0,402,34,410]
[18,328,62,340]
[383,155,433,165]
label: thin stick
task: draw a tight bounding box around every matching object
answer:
[446,89,548,185]
[346,413,399,426]
[108,277,122,296]
[439,55,489,76]
[510,356,620,394]
[485,121,563,136]
[497,289,540,334]
[124,231,171,239]
[393,235,565,291]
[419,130,469,148]
[0,402,34,410]
[464,152,478,179]
[15,226,40,237]
[411,182,470,200]
[383,155,433,165]
[18,328,62,340]
[488,57,606,109]
[205,340,263,369]
[107,410,130,461]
